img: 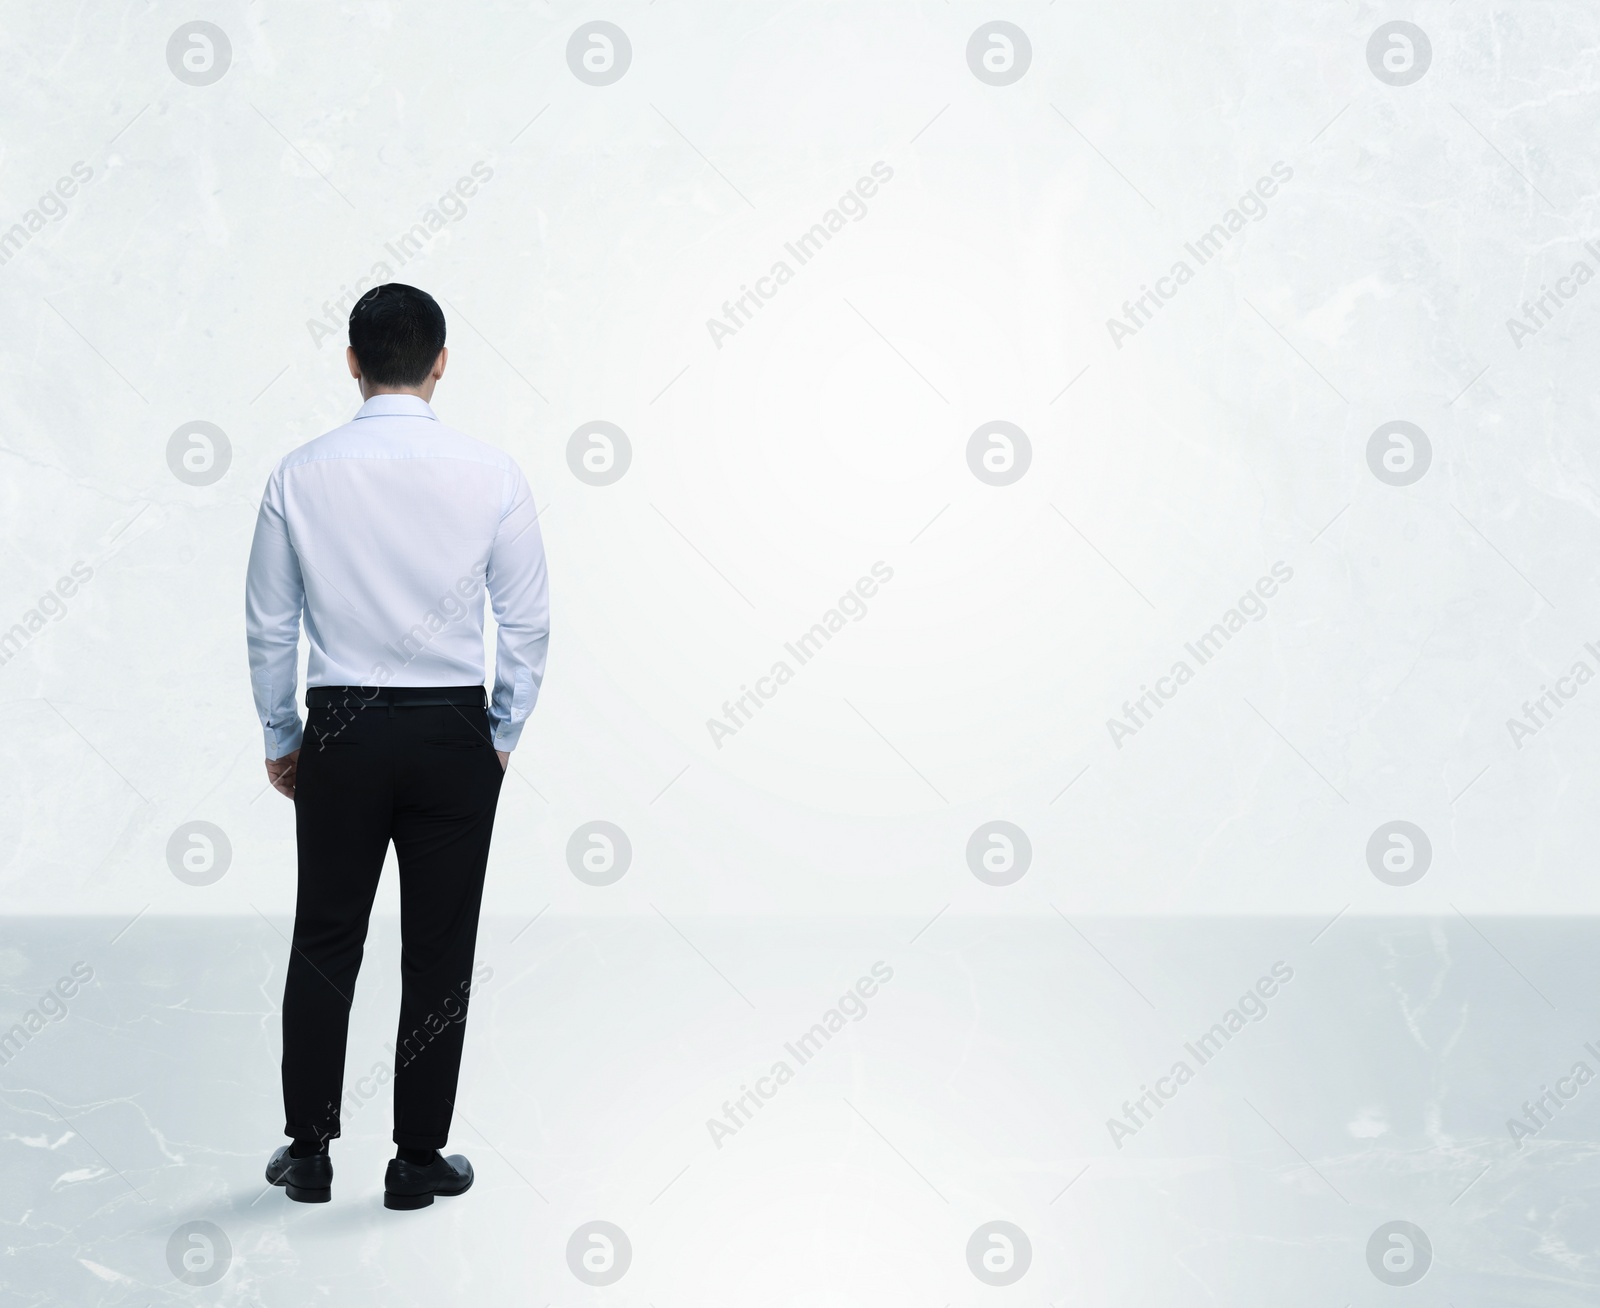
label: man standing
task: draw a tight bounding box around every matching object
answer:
[244,284,549,1210]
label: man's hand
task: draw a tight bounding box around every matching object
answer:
[496,750,509,772]
[266,749,300,799]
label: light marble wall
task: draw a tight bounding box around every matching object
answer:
[1,1,1596,920]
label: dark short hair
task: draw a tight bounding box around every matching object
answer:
[348,284,446,386]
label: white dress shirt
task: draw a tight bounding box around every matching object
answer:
[245,394,549,759]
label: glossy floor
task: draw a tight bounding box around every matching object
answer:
[1,914,1594,1305]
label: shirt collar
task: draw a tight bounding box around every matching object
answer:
[353,394,438,421]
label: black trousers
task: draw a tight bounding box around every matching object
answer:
[282,687,504,1150]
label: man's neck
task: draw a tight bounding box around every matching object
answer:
[360,385,435,402]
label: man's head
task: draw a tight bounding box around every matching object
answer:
[346,283,448,400]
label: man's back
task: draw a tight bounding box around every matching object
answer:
[246,393,548,756]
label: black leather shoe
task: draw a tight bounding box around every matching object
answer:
[383,1152,473,1210]
[265,1145,332,1203]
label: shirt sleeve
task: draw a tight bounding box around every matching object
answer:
[244,465,306,759]
[485,461,550,751]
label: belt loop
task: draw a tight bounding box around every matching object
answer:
[388,702,395,719]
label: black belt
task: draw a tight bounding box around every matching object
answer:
[306,685,486,709]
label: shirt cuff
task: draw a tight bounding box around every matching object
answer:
[264,717,304,760]
[490,718,523,752]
